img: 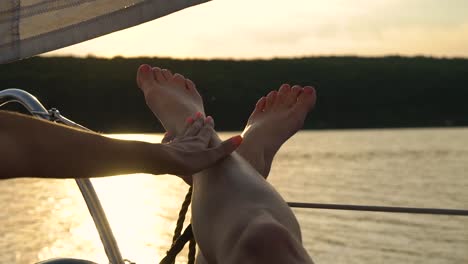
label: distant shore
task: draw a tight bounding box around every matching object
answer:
[1,56,467,132]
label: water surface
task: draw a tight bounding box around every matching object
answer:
[1,128,467,263]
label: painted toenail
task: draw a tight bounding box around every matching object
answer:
[304,87,315,94]
[186,117,194,124]
[141,64,151,73]
[195,112,202,118]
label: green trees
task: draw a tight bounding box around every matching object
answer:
[1,56,467,132]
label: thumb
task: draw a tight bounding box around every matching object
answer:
[213,135,243,158]
[189,135,243,174]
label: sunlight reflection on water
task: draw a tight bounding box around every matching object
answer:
[1,129,468,264]
[94,134,192,264]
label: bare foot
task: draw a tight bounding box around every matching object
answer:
[136,64,204,135]
[137,65,317,178]
[237,84,317,178]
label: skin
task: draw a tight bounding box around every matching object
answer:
[0,110,241,180]
[136,64,316,264]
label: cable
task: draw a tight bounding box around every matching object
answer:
[288,202,468,216]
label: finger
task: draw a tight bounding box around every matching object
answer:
[180,135,243,175]
[180,112,203,136]
[201,135,242,166]
[197,116,215,146]
[161,132,175,143]
[220,135,243,153]
[179,115,195,137]
[184,113,204,137]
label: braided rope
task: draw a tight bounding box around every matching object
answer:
[188,237,196,264]
[159,225,194,264]
[173,187,193,244]
[159,187,195,264]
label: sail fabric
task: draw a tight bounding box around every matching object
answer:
[0,0,209,64]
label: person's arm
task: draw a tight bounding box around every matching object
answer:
[0,111,240,180]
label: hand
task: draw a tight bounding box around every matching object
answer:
[161,113,242,184]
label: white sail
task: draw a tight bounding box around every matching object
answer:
[0,0,210,63]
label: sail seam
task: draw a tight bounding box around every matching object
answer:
[10,0,20,61]
[0,0,97,24]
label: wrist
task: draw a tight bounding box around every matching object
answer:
[145,142,174,175]
[114,139,163,175]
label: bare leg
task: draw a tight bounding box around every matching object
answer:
[137,65,316,264]
[194,83,316,263]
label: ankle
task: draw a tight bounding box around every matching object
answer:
[236,144,266,177]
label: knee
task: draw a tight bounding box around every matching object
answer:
[228,215,312,264]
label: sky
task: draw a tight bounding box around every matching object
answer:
[47,0,468,59]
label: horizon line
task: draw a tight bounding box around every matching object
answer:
[40,53,468,61]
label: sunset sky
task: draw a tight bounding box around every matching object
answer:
[47,0,468,59]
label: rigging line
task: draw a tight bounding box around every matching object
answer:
[287,202,468,216]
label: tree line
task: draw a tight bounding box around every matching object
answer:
[1,56,467,132]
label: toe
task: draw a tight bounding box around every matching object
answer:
[254,96,267,114]
[186,78,196,90]
[256,96,267,111]
[285,85,302,107]
[136,64,156,92]
[265,91,278,111]
[278,84,291,94]
[247,96,266,125]
[152,67,165,82]
[276,84,291,106]
[294,86,316,116]
[162,69,173,80]
[173,73,186,87]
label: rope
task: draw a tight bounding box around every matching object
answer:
[159,225,194,264]
[159,187,195,264]
[188,236,196,264]
[172,187,193,244]
[288,202,468,216]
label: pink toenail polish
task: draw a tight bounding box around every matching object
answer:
[186,117,194,124]
[230,135,243,147]
[141,64,151,73]
[195,112,202,118]
[304,87,315,94]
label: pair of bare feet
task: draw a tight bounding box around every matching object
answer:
[136,64,317,178]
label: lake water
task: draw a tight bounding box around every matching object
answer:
[1,128,468,264]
